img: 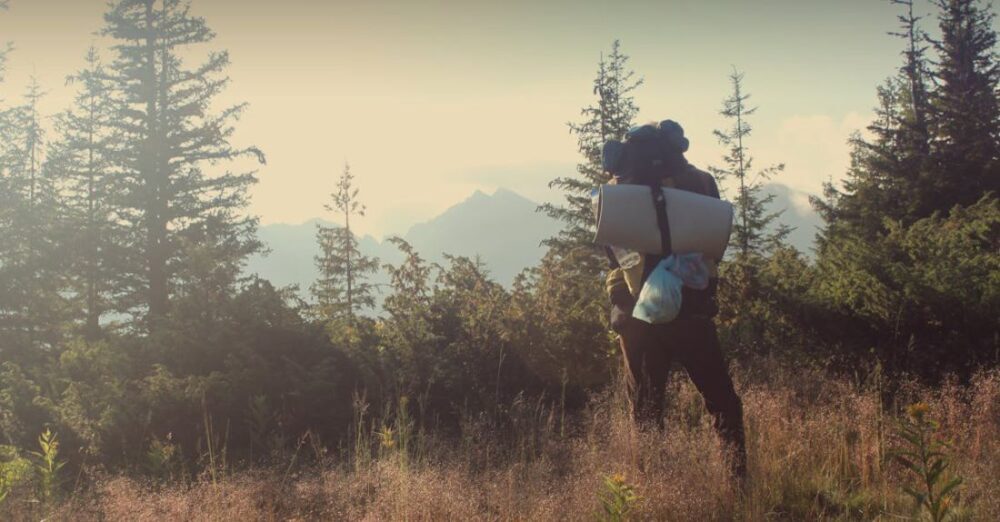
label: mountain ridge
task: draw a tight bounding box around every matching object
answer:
[245,184,822,304]
[245,188,562,300]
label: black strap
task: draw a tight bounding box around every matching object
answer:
[649,184,672,257]
[604,246,620,269]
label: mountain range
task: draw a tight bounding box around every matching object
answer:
[245,188,562,301]
[244,184,822,304]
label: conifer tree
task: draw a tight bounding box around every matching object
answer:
[813,81,907,242]
[813,0,938,241]
[709,69,792,357]
[0,78,64,350]
[709,68,788,258]
[890,0,933,154]
[101,0,265,327]
[48,47,120,340]
[928,0,1000,209]
[540,40,641,274]
[311,162,379,324]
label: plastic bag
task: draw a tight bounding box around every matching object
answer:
[632,253,710,324]
[670,253,710,291]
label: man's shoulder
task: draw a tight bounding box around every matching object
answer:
[674,163,719,198]
[685,163,715,183]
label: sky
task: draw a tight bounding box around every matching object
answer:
[0,0,966,238]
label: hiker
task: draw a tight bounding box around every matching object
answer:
[602,120,747,478]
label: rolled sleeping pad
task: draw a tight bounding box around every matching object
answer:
[594,184,734,260]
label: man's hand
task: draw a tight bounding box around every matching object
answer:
[608,285,635,335]
[610,303,632,334]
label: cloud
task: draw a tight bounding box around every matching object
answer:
[767,111,871,197]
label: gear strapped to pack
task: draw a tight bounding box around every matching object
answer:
[600,120,688,270]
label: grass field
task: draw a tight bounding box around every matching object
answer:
[4,365,999,521]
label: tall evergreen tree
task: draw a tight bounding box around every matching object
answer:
[893,0,932,151]
[709,68,788,258]
[48,47,120,340]
[709,69,792,357]
[807,0,1000,378]
[311,162,379,325]
[101,0,265,327]
[928,0,1000,209]
[540,40,641,275]
[813,0,938,240]
[0,78,64,351]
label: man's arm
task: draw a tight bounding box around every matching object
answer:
[607,267,634,333]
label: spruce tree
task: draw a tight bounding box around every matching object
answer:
[48,47,120,340]
[817,80,910,241]
[813,0,938,240]
[540,40,641,275]
[709,68,788,258]
[100,0,265,327]
[709,69,791,357]
[311,162,379,324]
[0,78,64,351]
[892,0,932,154]
[928,0,1000,209]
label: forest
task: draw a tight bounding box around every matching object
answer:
[0,0,998,520]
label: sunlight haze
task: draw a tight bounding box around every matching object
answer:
[0,0,936,236]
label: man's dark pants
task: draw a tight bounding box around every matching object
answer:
[618,315,747,478]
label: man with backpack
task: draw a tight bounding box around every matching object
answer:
[603,120,747,479]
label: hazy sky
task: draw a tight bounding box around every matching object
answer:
[0,0,967,237]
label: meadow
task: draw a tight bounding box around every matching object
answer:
[4,364,997,521]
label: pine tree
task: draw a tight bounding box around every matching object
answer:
[818,81,908,241]
[540,40,641,275]
[709,68,788,258]
[817,0,998,241]
[928,0,1000,210]
[47,47,121,340]
[0,78,64,351]
[101,0,265,327]
[311,162,379,324]
[813,0,938,241]
[893,0,932,155]
[709,69,791,357]
[806,0,1000,378]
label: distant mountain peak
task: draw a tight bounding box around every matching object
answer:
[247,186,562,300]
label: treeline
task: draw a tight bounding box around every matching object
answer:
[0,0,997,489]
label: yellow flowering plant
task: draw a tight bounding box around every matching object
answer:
[891,403,963,522]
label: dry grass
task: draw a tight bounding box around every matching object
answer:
[5,367,999,521]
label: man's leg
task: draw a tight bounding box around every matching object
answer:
[619,318,671,427]
[672,318,747,479]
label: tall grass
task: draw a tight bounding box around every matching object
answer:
[4,366,999,521]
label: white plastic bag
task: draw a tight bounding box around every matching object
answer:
[632,253,710,324]
[633,259,684,324]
